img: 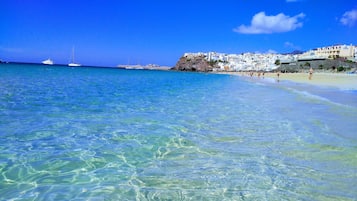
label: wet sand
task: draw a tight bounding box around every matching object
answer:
[219,72,357,90]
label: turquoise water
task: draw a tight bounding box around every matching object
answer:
[0,64,356,200]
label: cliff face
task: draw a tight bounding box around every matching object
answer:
[173,56,215,72]
[280,59,357,72]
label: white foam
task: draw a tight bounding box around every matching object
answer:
[285,87,355,109]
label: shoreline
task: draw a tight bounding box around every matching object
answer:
[217,72,357,90]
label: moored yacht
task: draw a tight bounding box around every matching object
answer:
[68,47,81,67]
[42,58,54,65]
[68,62,81,67]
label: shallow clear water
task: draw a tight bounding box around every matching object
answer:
[0,64,356,200]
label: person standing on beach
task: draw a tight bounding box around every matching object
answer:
[277,71,280,82]
[309,67,313,80]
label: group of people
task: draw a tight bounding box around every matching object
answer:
[275,67,314,82]
[248,71,265,78]
[242,68,314,82]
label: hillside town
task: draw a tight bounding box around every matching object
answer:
[179,44,357,72]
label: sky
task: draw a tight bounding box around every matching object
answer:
[1,0,357,67]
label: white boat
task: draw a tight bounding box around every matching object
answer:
[68,63,81,67]
[42,58,53,65]
[68,47,81,67]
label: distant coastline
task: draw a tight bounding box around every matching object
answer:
[0,61,173,71]
[173,44,357,73]
[117,64,171,70]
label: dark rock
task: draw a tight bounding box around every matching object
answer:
[173,56,215,72]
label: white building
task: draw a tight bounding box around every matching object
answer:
[182,44,356,72]
[313,44,355,59]
[339,44,355,59]
[183,52,207,58]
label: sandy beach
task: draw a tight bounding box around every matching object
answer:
[220,72,357,90]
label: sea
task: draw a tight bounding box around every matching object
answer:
[0,63,356,200]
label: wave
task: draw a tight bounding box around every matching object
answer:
[285,86,357,109]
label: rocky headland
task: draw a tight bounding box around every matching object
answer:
[173,55,218,72]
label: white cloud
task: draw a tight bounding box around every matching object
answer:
[284,41,300,49]
[340,9,357,26]
[267,49,278,54]
[286,0,305,3]
[0,46,23,53]
[233,12,305,34]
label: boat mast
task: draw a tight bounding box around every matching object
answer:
[72,46,75,63]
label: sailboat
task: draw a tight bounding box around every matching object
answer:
[68,47,81,67]
[42,58,53,65]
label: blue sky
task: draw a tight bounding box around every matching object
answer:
[1,0,357,66]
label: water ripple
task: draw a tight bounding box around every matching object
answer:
[0,64,356,200]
